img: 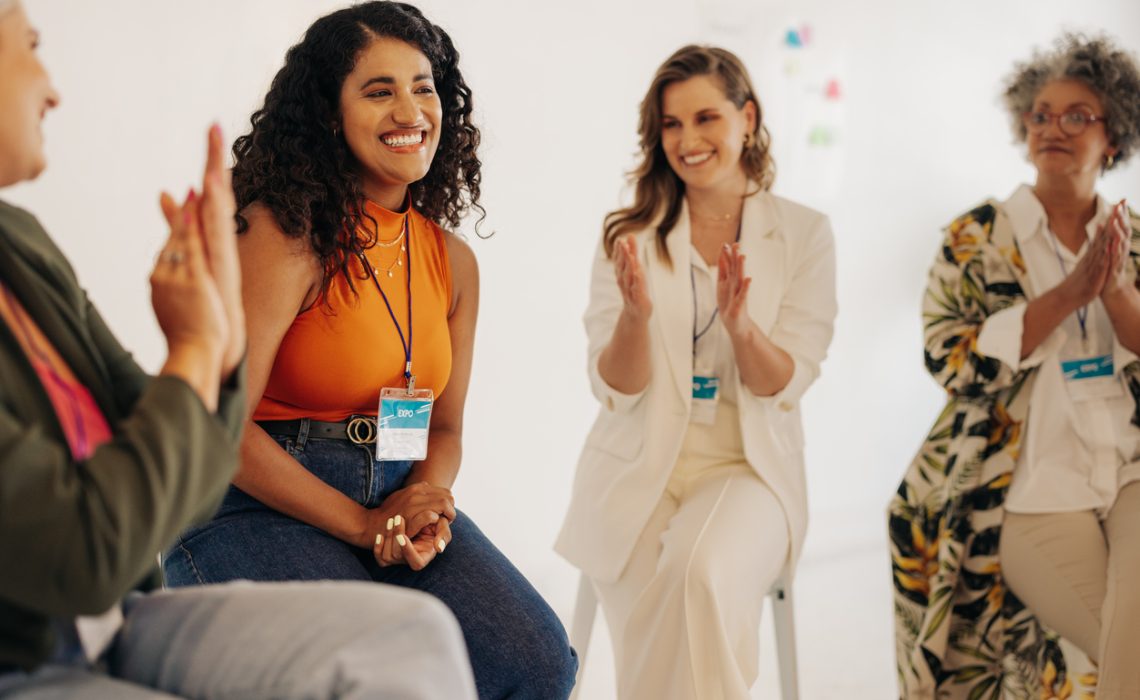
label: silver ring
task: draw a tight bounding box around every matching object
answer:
[160,250,186,265]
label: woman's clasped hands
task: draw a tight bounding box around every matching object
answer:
[369,481,456,571]
[1064,200,1135,306]
[1100,201,1136,300]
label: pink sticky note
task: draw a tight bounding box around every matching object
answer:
[825,78,842,100]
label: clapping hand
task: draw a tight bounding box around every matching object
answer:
[193,125,246,378]
[717,242,754,339]
[154,124,245,384]
[614,237,652,322]
[1101,200,1135,300]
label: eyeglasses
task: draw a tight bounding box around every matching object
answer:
[1022,110,1106,137]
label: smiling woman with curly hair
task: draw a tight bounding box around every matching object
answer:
[891,32,1140,699]
[161,4,577,697]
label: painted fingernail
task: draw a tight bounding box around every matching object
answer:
[375,533,383,546]
[393,514,403,527]
[396,534,407,547]
[430,512,440,522]
[437,538,447,553]
[386,517,394,531]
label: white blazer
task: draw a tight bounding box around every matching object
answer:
[555,190,837,584]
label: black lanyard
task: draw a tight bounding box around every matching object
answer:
[691,220,742,357]
[361,215,415,391]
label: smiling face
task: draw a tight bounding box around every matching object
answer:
[1027,79,1116,183]
[338,37,442,209]
[0,1,60,187]
[659,74,755,196]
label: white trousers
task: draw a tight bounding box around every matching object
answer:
[594,405,789,700]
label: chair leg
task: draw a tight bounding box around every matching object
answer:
[771,584,800,700]
[568,573,597,700]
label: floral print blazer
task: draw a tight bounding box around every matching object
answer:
[890,199,1140,700]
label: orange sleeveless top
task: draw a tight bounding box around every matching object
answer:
[254,200,453,422]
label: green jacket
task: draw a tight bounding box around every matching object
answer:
[0,199,245,671]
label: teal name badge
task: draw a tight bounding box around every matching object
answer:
[1062,355,1113,381]
[691,374,719,425]
[692,375,719,399]
[376,388,434,461]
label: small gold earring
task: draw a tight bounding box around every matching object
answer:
[744,132,755,149]
[1105,153,1116,169]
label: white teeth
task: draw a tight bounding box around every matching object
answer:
[682,152,713,165]
[382,133,424,147]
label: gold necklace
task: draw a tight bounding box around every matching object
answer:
[374,226,406,248]
[370,243,406,278]
[689,207,741,222]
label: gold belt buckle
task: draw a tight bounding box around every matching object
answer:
[346,416,377,445]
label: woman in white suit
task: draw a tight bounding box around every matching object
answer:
[555,45,837,699]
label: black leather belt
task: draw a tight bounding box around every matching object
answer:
[258,416,378,445]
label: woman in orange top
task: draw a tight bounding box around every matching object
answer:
[162,3,577,698]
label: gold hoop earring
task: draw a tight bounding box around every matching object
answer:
[1104,153,1115,169]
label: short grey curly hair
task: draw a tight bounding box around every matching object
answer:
[1003,33,1140,170]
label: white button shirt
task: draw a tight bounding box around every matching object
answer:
[977,185,1140,515]
[690,247,738,406]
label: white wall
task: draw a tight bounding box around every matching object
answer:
[7,1,1140,696]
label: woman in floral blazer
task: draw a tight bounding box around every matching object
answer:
[891,34,1140,700]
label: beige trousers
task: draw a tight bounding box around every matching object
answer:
[1000,480,1140,699]
[594,404,789,700]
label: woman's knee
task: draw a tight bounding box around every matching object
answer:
[505,611,578,698]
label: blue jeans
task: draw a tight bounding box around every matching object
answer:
[164,432,576,700]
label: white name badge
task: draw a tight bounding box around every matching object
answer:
[376,387,434,461]
[691,374,719,425]
[1062,355,1124,402]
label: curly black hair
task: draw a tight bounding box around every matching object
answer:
[232,1,482,292]
[1003,32,1140,170]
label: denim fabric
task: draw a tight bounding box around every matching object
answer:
[164,433,576,700]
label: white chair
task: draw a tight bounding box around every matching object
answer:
[567,572,800,700]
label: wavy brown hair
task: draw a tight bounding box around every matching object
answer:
[231,1,482,295]
[603,45,774,264]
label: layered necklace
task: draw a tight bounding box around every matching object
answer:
[368,217,409,278]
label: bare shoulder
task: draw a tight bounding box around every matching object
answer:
[239,204,320,274]
[440,229,478,317]
[238,203,323,310]
[441,229,479,285]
